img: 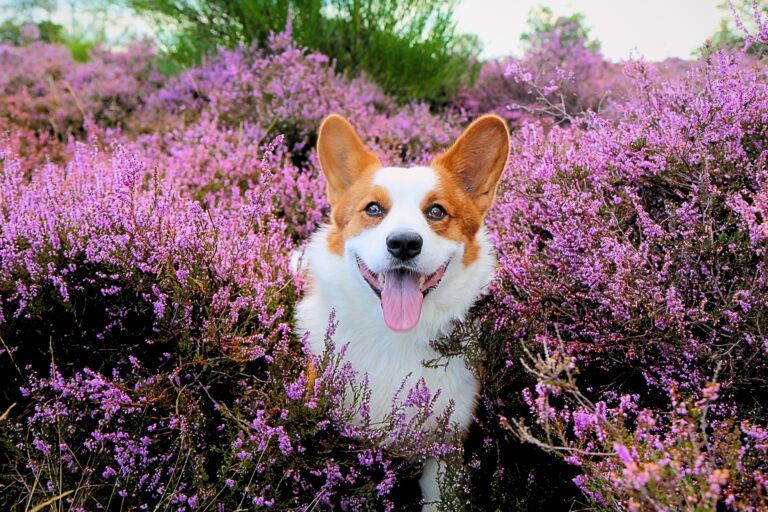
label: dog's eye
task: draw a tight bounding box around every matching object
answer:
[364,202,384,217]
[425,204,447,221]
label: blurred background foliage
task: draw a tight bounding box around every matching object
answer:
[120,0,481,105]
[519,5,598,51]
[708,0,768,55]
[1,0,764,104]
[1,0,112,61]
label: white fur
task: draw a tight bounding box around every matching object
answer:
[295,165,496,510]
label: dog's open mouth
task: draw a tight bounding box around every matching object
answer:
[356,258,448,332]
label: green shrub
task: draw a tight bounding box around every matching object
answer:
[706,0,768,56]
[124,0,480,104]
[0,19,65,45]
[0,16,104,62]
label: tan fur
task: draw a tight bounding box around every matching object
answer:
[327,177,391,256]
[419,174,483,266]
[317,114,509,263]
[317,114,382,206]
[429,115,510,265]
[317,114,387,255]
[431,114,510,214]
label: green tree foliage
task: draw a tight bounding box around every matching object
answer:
[0,0,61,45]
[707,0,768,56]
[123,0,480,104]
[0,19,64,45]
[0,0,110,61]
[520,6,599,51]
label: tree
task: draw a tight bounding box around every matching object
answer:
[520,6,599,52]
[707,0,768,56]
[122,0,480,105]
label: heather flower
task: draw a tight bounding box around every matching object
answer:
[2,12,768,510]
[0,133,443,509]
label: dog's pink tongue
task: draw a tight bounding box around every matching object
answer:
[381,271,423,332]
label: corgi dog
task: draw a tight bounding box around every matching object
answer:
[295,114,510,510]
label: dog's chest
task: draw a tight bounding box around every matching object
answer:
[295,226,494,434]
[312,323,479,432]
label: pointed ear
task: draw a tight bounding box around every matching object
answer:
[432,115,510,214]
[317,114,382,206]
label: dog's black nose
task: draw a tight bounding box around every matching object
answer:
[386,232,423,260]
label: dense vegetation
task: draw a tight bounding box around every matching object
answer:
[1,4,768,511]
[122,0,480,104]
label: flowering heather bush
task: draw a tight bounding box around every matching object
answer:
[134,32,461,239]
[510,348,768,511]
[3,14,768,511]
[0,137,458,510]
[452,16,629,126]
[0,31,467,510]
[145,31,461,166]
[2,29,460,232]
[452,17,699,129]
[0,41,162,151]
[466,50,768,510]
[126,115,328,240]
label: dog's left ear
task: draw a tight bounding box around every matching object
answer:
[432,115,510,214]
[317,114,382,206]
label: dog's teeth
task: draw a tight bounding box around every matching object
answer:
[419,276,426,288]
[377,273,385,287]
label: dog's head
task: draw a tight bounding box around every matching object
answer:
[316,114,509,332]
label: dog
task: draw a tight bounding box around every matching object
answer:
[295,113,509,510]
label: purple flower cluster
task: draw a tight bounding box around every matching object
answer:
[0,31,464,511]
[481,48,768,510]
[511,349,767,510]
[2,13,768,510]
[451,18,697,128]
[452,18,626,125]
[0,131,450,509]
[142,31,461,166]
[0,40,163,171]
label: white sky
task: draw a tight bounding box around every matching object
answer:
[455,0,726,61]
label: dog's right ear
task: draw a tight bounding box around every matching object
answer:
[317,114,382,206]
